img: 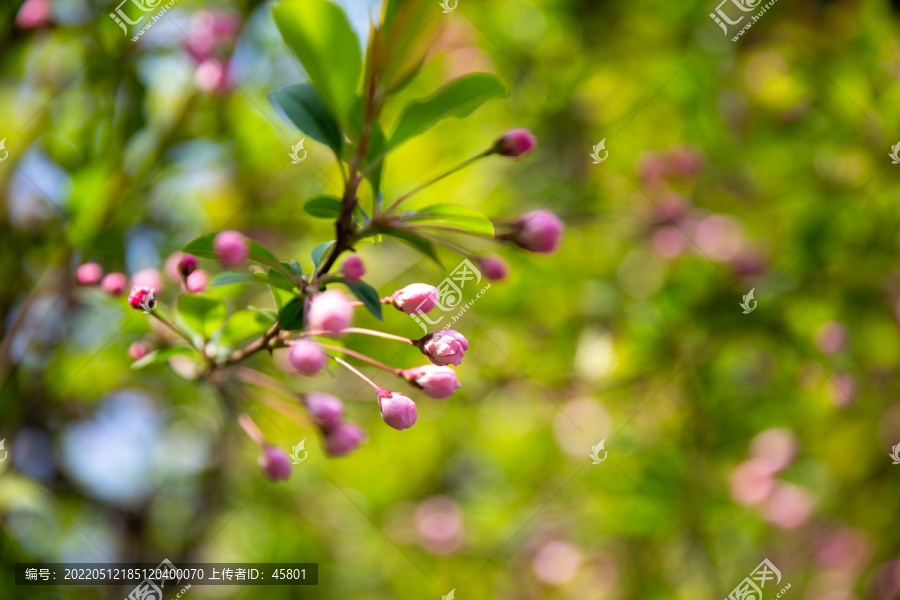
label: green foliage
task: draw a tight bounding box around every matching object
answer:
[177,295,227,338]
[404,204,495,237]
[272,0,362,116]
[270,84,344,155]
[388,73,506,149]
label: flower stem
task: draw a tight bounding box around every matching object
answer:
[318,344,403,376]
[386,149,493,213]
[237,412,266,447]
[304,327,413,344]
[327,354,382,391]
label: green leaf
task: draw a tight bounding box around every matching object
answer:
[182,233,218,259]
[177,295,227,339]
[405,204,495,237]
[208,272,258,288]
[277,296,305,331]
[343,280,383,320]
[130,347,196,370]
[388,74,506,149]
[273,0,362,116]
[377,0,444,94]
[182,234,280,268]
[267,267,296,291]
[378,227,443,268]
[311,241,336,268]
[303,195,342,219]
[220,310,277,346]
[287,260,304,276]
[270,83,344,155]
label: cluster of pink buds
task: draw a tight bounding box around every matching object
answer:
[72,122,562,472]
[304,392,366,457]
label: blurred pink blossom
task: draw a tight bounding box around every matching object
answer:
[815,527,871,575]
[729,458,777,506]
[750,427,798,473]
[763,482,814,529]
[132,268,164,292]
[532,540,582,586]
[815,321,849,355]
[414,496,464,554]
[695,214,743,262]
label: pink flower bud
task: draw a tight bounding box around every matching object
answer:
[287,340,326,376]
[127,286,156,311]
[377,390,417,430]
[258,445,292,481]
[128,341,150,361]
[341,256,365,281]
[178,254,198,277]
[404,366,461,399]
[308,289,353,334]
[75,262,103,286]
[514,210,564,254]
[185,269,210,294]
[15,0,51,29]
[304,392,344,428]
[214,230,249,267]
[100,272,127,295]
[132,268,164,292]
[493,128,537,157]
[422,330,469,366]
[479,255,509,281]
[325,421,366,457]
[391,283,440,315]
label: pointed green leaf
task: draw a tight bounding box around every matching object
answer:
[277,296,306,331]
[405,204,495,237]
[270,83,343,155]
[273,0,362,116]
[130,347,196,370]
[303,195,343,219]
[220,310,277,346]
[311,240,336,268]
[208,272,259,288]
[177,295,227,338]
[378,227,443,268]
[343,280,383,320]
[388,73,506,149]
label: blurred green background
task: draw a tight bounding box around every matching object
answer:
[2,0,900,598]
